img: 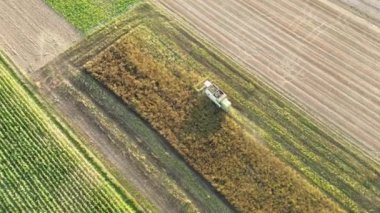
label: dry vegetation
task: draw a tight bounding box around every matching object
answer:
[83,26,341,212]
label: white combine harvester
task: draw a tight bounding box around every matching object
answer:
[203,80,231,112]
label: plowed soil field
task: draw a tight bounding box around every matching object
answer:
[339,0,380,23]
[154,0,380,156]
[0,0,81,71]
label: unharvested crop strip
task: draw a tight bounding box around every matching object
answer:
[84,22,342,212]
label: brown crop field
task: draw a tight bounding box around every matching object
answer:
[83,17,340,213]
[153,0,380,157]
[75,3,379,212]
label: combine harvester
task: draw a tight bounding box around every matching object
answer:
[203,80,231,112]
[198,80,258,134]
[195,79,231,112]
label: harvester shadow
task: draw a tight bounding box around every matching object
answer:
[182,95,226,138]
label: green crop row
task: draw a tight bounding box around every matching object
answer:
[45,0,139,33]
[0,53,140,212]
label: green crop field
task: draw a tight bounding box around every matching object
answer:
[45,0,139,33]
[0,53,140,212]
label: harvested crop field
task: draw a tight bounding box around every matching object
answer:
[0,0,81,72]
[154,0,380,156]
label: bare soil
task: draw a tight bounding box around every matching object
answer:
[0,0,81,72]
[338,0,380,23]
[154,0,380,157]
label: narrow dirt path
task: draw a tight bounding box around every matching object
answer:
[0,0,81,72]
[154,0,380,156]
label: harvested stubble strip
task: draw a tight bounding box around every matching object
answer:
[83,28,341,212]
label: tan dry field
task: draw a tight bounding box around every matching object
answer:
[154,0,380,157]
[0,0,81,72]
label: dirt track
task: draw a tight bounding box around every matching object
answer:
[0,0,81,71]
[155,0,380,155]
